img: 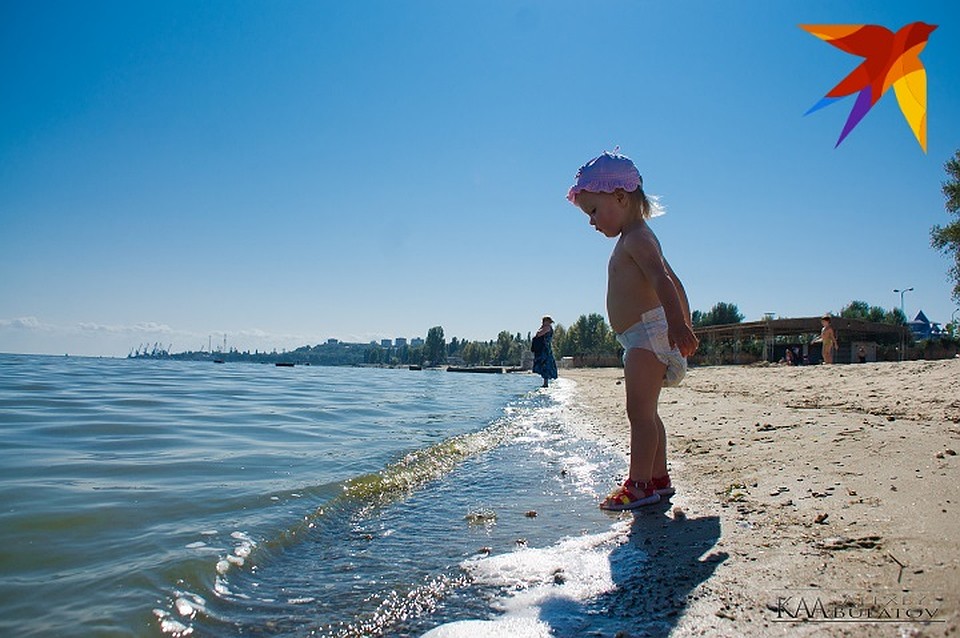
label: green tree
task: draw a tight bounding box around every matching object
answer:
[693,302,744,327]
[461,341,481,365]
[840,300,871,320]
[447,337,461,358]
[407,345,424,366]
[495,330,515,364]
[840,300,885,323]
[424,326,446,364]
[365,346,384,364]
[931,150,960,302]
[840,301,905,325]
[885,308,906,325]
[551,324,567,356]
[559,313,617,356]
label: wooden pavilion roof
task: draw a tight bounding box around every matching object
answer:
[693,316,906,341]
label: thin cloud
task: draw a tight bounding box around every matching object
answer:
[0,316,53,331]
[78,321,178,335]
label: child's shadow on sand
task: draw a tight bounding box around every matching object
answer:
[539,504,727,638]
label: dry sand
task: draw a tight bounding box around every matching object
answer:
[561,358,960,637]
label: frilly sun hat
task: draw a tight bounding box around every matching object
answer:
[566,149,642,204]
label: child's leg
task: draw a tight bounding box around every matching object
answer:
[653,413,668,479]
[623,347,667,483]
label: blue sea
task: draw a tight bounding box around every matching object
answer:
[0,354,720,637]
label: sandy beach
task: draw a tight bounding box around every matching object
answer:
[562,359,960,637]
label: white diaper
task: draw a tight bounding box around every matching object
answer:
[615,306,687,387]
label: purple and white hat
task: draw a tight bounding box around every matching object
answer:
[566,149,642,204]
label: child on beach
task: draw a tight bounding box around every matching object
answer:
[567,150,699,510]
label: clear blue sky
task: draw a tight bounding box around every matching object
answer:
[2,1,959,356]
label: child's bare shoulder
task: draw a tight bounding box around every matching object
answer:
[621,223,663,258]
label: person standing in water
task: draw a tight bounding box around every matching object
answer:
[531,316,558,388]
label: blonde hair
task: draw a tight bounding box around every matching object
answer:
[626,187,665,219]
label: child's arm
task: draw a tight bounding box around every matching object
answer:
[663,257,692,325]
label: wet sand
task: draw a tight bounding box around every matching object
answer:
[562,359,960,637]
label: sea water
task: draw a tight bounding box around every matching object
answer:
[0,354,697,637]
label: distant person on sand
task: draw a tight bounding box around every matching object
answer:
[813,315,839,364]
[783,347,794,365]
[531,316,558,388]
[567,150,699,510]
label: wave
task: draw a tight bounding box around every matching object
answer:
[157,386,566,637]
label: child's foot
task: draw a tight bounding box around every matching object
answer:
[652,474,675,497]
[600,478,661,511]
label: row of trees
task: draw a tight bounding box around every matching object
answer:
[838,301,905,325]
[369,298,914,367]
[365,315,621,367]
[694,300,908,328]
[142,298,918,366]
[372,305,739,367]
[365,327,532,366]
[692,302,744,327]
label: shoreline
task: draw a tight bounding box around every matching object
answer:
[561,359,960,637]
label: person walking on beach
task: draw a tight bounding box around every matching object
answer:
[567,150,698,510]
[813,315,839,364]
[531,316,558,388]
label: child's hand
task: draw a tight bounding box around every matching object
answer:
[670,324,700,358]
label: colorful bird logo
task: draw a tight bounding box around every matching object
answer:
[800,22,937,152]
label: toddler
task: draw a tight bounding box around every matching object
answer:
[567,150,699,510]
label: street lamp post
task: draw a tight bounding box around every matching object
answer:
[893,287,913,361]
[893,287,913,319]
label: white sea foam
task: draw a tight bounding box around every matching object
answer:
[213,531,256,575]
[421,617,552,638]
[174,597,196,617]
[153,608,194,637]
[422,519,638,638]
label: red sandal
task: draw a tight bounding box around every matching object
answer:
[600,478,661,511]
[652,474,675,497]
